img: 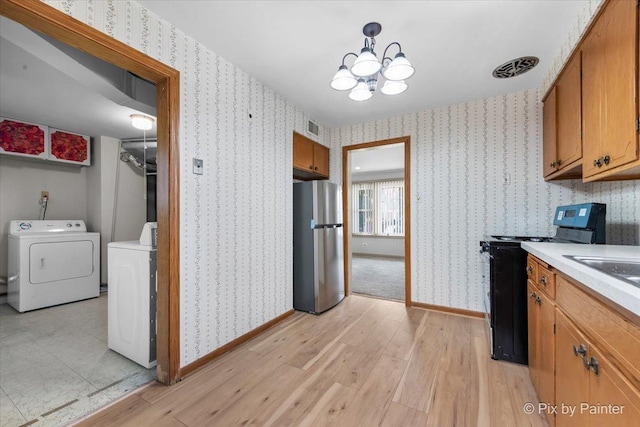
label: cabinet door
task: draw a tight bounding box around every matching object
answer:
[538,289,556,420]
[527,281,540,390]
[582,0,638,179]
[543,87,558,177]
[555,310,590,427]
[293,132,314,172]
[589,345,640,427]
[556,53,582,170]
[313,142,329,177]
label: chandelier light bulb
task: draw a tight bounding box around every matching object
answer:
[349,79,373,101]
[330,65,358,91]
[130,114,154,130]
[381,79,408,96]
[382,53,415,81]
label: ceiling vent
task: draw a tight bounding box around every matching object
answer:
[307,119,319,137]
[492,56,539,79]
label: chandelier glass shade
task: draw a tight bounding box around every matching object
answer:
[330,22,415,101]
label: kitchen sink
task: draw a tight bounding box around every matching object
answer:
[563,255,640,288]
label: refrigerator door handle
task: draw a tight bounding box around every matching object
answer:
[310,222,343,229]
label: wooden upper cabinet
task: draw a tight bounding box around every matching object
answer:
[582,0,639,180]
[293,131,329,180]
[556,53,583,170]
[543,52,583,180]
[543,87,558,178]
[293,132,314,171]
[313,143,329,177]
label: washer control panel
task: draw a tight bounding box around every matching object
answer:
[9,220,87,234]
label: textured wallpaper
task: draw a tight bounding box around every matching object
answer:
[540,0,605,96]
[329,89,639,313]
[41,0,329,367]
[39,0,639,366]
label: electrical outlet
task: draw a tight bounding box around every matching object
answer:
[193,158,204,175]
[40,191,49,200]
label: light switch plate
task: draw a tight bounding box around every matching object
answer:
[193,158,204,175]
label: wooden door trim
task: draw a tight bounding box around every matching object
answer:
[0,0,181,384]
[341,136,411,307]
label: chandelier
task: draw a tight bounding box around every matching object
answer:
[330,22,415,101]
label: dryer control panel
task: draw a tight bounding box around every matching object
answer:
[9,220,87,234]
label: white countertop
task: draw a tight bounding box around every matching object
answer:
[521,242,640,317]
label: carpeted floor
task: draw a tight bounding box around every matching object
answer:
[351,254,405,301]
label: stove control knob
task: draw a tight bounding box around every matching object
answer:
[66,223,72,227]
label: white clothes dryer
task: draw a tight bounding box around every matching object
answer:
[7,220,100,312]
[108,222,157,369]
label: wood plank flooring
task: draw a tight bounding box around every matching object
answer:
[75,295,549,427]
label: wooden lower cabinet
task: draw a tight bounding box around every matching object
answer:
[589,345,640,427]
[555,310,590,427]
[527,254,640,427]
[527,279,556,426]
[556,310,640,426]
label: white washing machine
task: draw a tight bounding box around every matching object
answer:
[108,222,157,368]
[7,220,100,312]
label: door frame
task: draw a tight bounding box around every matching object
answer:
[341,136,411,307]
[0,0,181,384]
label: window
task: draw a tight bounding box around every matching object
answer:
[352,180,404,236]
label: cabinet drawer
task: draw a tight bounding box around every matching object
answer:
[537,265,555,299]
[556,275,640,392]
[526,256,538,283]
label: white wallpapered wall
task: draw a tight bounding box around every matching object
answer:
[540,0,605,96]
[40,0,639,365]
[41,0,330,367]
[328,90,639,313]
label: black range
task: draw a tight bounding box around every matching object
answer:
[479,203,606,365]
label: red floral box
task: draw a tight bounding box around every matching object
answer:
[49,128,90,166]
[0,117,49,160]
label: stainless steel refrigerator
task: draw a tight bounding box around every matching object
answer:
[293,181,345,314]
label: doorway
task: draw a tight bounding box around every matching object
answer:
[1,0,180,385]
[342,137,411,306]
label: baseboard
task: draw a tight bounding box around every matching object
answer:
[179,309,295,378]
[352,253,405,260]
[411,301,484,318]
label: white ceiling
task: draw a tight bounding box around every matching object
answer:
[350,143,404,173]
[139,0,587,127]
[0,1,587,142]
[0,17,155,141]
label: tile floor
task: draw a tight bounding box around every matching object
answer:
[0,294,155,427]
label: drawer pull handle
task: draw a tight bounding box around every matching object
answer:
[526,266,533,274]
[539,276,547,285]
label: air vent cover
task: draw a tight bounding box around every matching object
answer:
[307,120,319,137]
[492,56,539,79]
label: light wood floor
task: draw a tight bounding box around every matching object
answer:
[76,295,549,427]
